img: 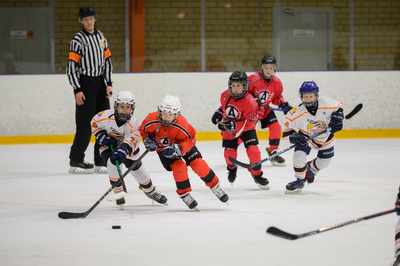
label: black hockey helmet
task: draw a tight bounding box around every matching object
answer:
[228,71,248,98]
[79,6,98,23]
[260,55,277,80]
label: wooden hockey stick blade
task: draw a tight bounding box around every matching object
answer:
[345,103,363,119]
[266,208,395,240]
[58,149,149,219]
[106,191,127,201]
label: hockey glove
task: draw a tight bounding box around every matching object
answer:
[329,110,344,133]
[96,131,118,148]
[279,101,293,115]
[143,136,158,152]
[396,188,400,216]
[289,133,308,147]
[110,147,129,165]
[162,144,182,159]
[211,107,223,125]
[218,121,237,131]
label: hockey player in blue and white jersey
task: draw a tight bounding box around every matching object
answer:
[282,81,344,194]
[91,91,167,207]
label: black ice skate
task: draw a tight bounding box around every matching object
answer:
[266,147,286,167]
[69,160,94,174]
[285,178,306,194]
[227,166,237,185]
[145,187,168,205]
[116,197,126,209]
[180,192,199,210]
[252,172,270,190]
[211,183,229,204]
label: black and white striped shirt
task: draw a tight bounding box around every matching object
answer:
[66,28,113,92]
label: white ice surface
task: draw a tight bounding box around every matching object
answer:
[0,138,399,266]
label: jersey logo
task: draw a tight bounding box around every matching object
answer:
[225,105,240,119]
[257,90,272,104]
[156,126,160,132]
[289,106,297,114]
[92,122,98,129]
[100,39,106,48]
[159,137,170,147]
[307,120,328,136]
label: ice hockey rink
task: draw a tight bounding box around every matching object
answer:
[0,138,399,266]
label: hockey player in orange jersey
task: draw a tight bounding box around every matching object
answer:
[139,95,229,210]
[91,91,167,207]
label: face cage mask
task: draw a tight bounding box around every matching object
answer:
[260,64,276,80]
[300,92,318,108]
[157,110,179,127]
[114,104,134,123]
[229,82,248,98]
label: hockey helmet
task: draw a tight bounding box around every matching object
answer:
[157,95,181,127]
[260,55,277,80]
[79,6,98,23]
[299,81,319,108]
[228,71,248,99]
[114,91,135,123]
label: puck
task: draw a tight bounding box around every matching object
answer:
[112,225,121,229]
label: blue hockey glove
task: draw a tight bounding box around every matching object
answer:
[211,107,223,125]
[218,121,237,131]
[96,131,118,148]
[162,144,182,159]
[110,147,129,165]
[279,101,293,115]
[289,133,308,147]
[143,136,158,152]
[329,110,344,133]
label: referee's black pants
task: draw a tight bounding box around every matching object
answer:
[69,75,110,166]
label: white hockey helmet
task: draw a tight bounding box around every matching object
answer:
[114,91,135,123]
[157,95,181,126]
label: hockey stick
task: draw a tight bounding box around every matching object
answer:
[105,145,127,201]
[218,119,247,138]
[58,149,150,219]
[266,209,395,240]
[229,103,363,169]
[260,106,289,112]
[229,127,332,169]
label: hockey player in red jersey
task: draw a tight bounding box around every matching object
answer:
[248,55,292,167]
[211,71,269,189]
[139,95,229,210]
[91,91,167,207]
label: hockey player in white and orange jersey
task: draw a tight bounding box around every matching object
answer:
[91,91,167,207]
[139,95,228,210]
[282,81,344,194]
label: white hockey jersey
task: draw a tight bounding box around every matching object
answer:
[91,109,141,158]
[282,96,343,149]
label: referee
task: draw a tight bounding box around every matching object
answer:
[67,6,113,174]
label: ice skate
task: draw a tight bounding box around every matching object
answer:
[144,186,168,205]
[285,178,306,194]
[94,165,107,174]
[227,166,237,185]
[116,197,125,210]
[211,182,229,204]
[252,172,270,190]
[305,161,318,184]
[180,192,199,211]
[68,160,94,174]
[266,148,286,167]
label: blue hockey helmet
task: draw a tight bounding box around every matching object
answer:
[299,81,319,108]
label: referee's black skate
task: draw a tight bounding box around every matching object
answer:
[252,172,270,190]
[285,178,306,194]
[266,148,286,167]
[227,166,237,185]
[69,160,94,174]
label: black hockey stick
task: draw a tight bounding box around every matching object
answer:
[266,208,395,240]
[58,149,149,219]
[229,127,332,169]
[229,103,363,169]
[218,119,247,138]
